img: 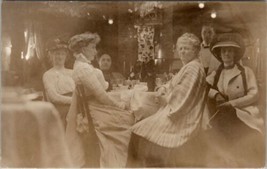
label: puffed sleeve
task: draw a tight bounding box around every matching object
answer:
[77,67,123,108]
[43,72,72,104]
[166,65,206,118]
[229,67,259,108]
[95,69,109,90]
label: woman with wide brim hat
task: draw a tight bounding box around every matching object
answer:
[65,32,134,168]
[210,33,245,63]
[42,38,75,129]
[205,33,264,167]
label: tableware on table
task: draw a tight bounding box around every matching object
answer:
[124,79,131,86]
[155,77,163,87]
[116,79,124,87]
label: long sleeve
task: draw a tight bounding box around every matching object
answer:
[206,71,219,98]
[166,64,206,118]
[95,69,109,90]
[77,67,122,108]
[43,73,72,104]
[229,67,259,108]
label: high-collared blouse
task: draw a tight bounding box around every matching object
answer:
[72,59,120,108]
[43,68,75,104]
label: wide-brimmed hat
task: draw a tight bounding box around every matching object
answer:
[210,33,245,62]
[46,38,68,52]
[68,32,100,52]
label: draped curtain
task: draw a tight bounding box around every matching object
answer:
[23,21,48,90]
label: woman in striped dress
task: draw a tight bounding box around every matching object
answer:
[130,33,207,167]
[65,32,134,168]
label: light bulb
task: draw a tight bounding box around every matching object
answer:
[108,19,113,25]
[199,3,205,9]
[211,11,217,18]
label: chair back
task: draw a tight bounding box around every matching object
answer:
[76,84,95,134]
[76,84,100,167]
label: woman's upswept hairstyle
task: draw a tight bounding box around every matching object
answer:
[68,32,100,53]
[176,33,201,53]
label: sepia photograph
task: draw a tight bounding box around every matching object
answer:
[1,0,266,168]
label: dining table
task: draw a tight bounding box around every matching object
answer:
[1,88,73,167]
[1,85,160,168]
[109,84,161,122]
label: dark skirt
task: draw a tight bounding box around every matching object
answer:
[53,92,73,129]
[53,104,70,129]
[205,107,265,167]
[127,133,206,167]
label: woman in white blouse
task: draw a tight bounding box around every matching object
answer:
[43,38,75,128]
[66,32,134,168]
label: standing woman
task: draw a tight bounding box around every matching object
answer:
[206,33,264,167]
[43,38,75,128]
[66,32,134,168]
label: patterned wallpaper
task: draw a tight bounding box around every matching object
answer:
[137,25,155,62]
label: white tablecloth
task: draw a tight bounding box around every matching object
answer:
[109,89,160,122]
[1,101,73,167]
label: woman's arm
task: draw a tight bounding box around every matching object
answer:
[206,71,220,99]
[229,67,259,108]
[166,65,206,118]
[78,67,125,109]
[43,73,72,104]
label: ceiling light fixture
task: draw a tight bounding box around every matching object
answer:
[211,11,217,19]
[108,19,113,25]
[198,2,205,9]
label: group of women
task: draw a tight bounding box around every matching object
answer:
[42,30,264,167]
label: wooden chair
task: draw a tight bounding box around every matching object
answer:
[76,84,100,167]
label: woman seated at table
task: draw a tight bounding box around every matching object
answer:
[98,53,125,91]
[43,38,75,128]
[205,33,264,167]
[66,32,134,168]
[130,33,207,167]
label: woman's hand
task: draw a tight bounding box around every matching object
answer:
[155,87,166,105]
[117,101,126,110]
[218,101,231,108]
[217,101,235,112]
[215,93,225,102]
[155,95,167,106]
[156,86,167,96]
[215,93,226,106]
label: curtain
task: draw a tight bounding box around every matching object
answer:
[23,21,48,91]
